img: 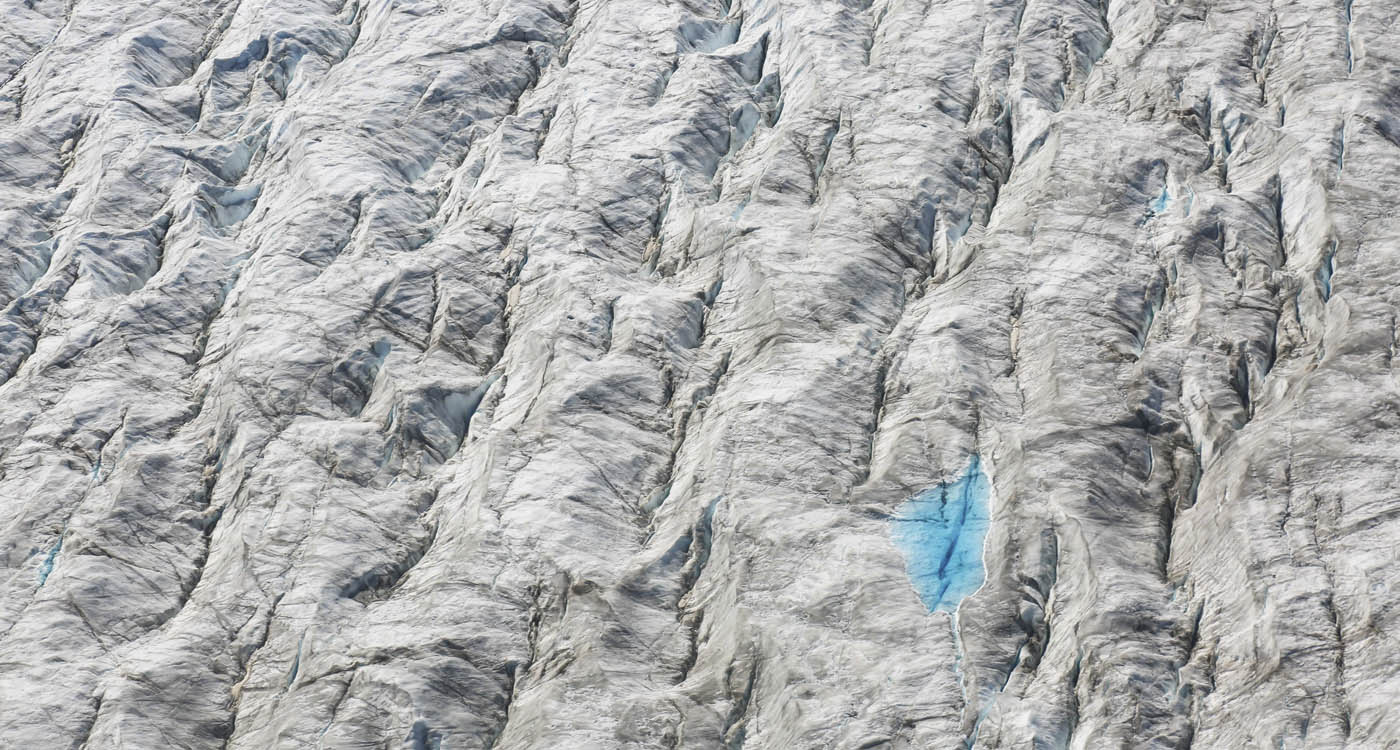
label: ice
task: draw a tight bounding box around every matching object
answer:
[889,457,991,613]
[1150,184,1170,213]
[36,538,61,586]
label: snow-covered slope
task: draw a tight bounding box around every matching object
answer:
[1,0,1397,746]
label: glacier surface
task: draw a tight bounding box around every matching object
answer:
[1,0,1399,747]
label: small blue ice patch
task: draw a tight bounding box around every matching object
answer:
[1149,184,1170,213]
[890,456,991,613]
[36,537,61,586]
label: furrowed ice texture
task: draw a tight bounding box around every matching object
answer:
[2,0,1400,747]
[891,456,990,613]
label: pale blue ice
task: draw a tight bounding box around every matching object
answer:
[36,538,61,586]
[1150,184,1170,213]
[890,456,991,613]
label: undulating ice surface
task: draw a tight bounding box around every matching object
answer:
[2,0,1400,746]
[891,457,991,613]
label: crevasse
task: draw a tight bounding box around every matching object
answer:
[36,538,61,586]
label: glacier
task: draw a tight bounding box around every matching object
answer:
[1,0,1398,746]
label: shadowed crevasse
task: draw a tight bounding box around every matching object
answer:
[890,456,991,613]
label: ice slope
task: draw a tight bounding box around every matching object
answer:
[1,0,1399,747]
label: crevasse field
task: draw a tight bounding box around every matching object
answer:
[1,0,1397,747]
